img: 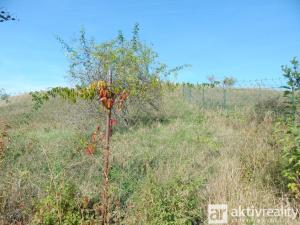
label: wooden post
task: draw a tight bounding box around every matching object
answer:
[102,69,112,225]
[202,85,205,108]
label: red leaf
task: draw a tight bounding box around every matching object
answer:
[109,119,118,126]
[84,144,95,155]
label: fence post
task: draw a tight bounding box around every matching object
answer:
[188,85,192,102]
[223,86,227,109]
[202,86,205,108]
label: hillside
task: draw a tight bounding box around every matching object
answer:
[0,88,298,224]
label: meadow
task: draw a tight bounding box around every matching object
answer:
[0,85,299,225]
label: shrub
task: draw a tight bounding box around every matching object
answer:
[127,176,204,225]
[273,119,300,197]
[274,57,300,197]
[254,96,287,123]
[31,182,96,225]
[0,88,9,103]
[57,25,185,127]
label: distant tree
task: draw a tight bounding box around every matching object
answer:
[0,9,16,22]
[207,75,215,84]
[223,76,236,87]
[207,75,236,88]
[0,89,9,103]
[206,75,221,87]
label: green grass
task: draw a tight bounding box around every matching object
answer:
[0,88,299,224]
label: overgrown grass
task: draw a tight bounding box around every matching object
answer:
[0,88,299,224]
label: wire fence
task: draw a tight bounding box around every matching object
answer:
[0,78,288,110]
[182,78,286,109]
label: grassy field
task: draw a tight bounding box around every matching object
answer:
[0,87,298,224]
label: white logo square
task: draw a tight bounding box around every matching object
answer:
[208,204,228,224]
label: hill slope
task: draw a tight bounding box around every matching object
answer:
[0,90,298,224]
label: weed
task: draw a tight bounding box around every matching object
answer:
[31,181,96,225]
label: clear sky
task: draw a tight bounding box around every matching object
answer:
[0,0,300,94]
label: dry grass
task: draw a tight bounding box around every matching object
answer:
[0,88,298,224]
[203,109,299,225]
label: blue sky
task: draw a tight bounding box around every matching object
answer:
[0,0,300,94]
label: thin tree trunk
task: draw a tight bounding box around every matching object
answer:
[101,69,112,225]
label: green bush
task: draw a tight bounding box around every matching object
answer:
[55,25,185,127]
[128,176,204,225]
[0,88,9,103]
[254,96,286,123]
[31,182,96,225]
[274,57,300,197]
[274,120,300,197]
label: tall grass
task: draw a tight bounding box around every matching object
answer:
[0,88,299,224]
